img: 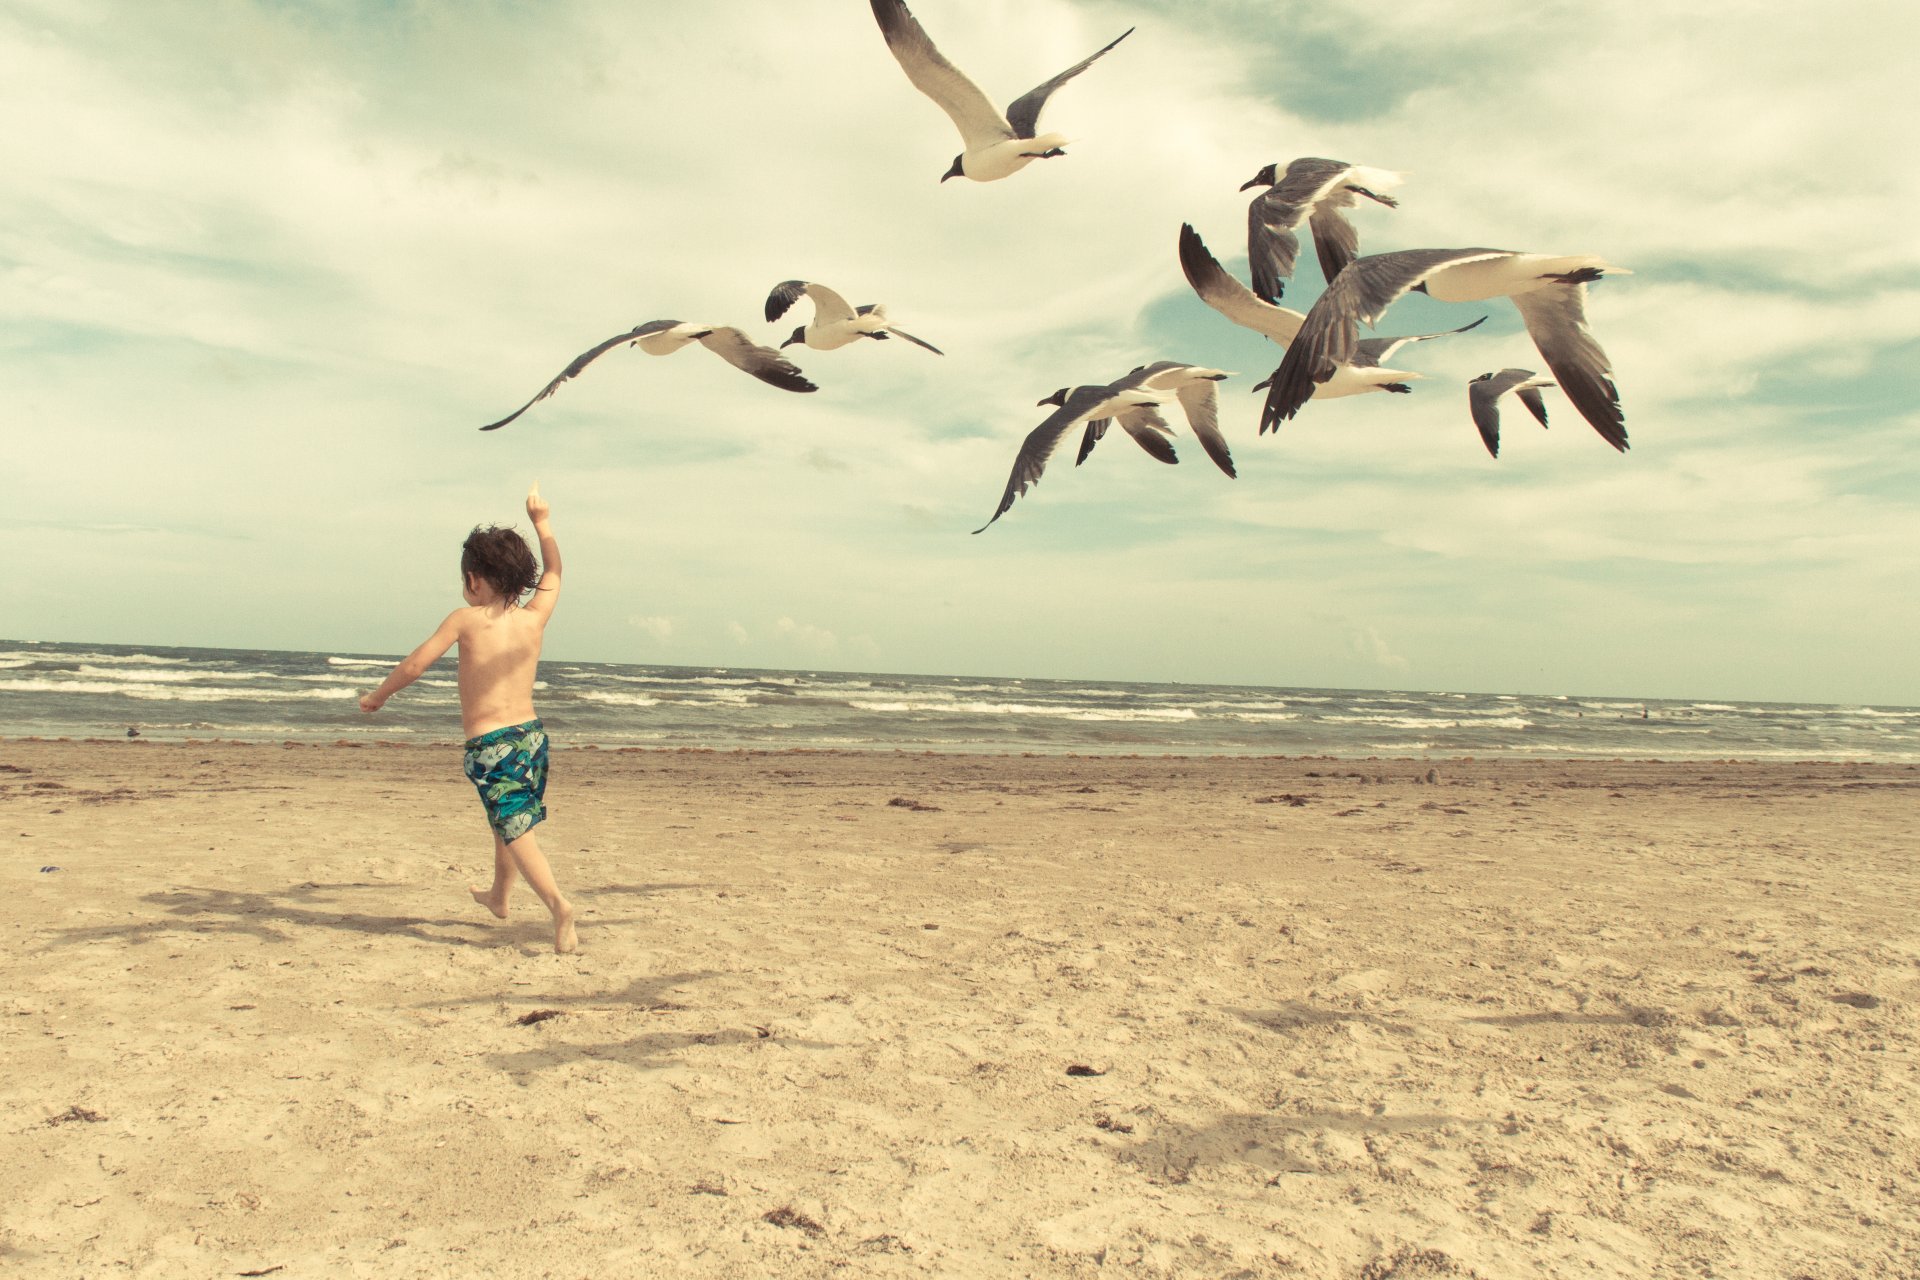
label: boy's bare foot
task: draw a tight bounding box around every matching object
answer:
[469,886,509,919]
[553,900,578,954]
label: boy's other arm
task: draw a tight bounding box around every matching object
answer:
[359,612,463,713]
[524,484,562,623]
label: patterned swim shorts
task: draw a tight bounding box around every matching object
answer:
[462,719,549,842]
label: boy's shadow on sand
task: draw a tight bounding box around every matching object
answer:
[46,880,699,950]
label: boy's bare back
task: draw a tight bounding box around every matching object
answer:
[359,484,562,731]
[450,603,548,738]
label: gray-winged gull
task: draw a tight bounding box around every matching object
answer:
[765,280,944,354]
[1240,157,1404,301]
[479,321,815,431]
[1468,368,1554,458]
[976,380,1164,532]
[869,0,1132,183]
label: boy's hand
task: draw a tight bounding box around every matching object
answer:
[526,481,551,525]
[359,692,385,714]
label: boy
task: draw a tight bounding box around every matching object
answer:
[359,483,576,953]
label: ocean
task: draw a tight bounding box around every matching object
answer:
[2,639,1916,762]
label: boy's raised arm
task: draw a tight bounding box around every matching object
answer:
[360,612,462,713]
[524,481,562,622]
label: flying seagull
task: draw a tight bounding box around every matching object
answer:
[479,321,815,431]
[765,280,944,354]
[869,0,1133,183]
[1240,157,1403,301]
[1179,224,1484,418]
[976,380,1163,533]
[1258,248,1631,449]
[1468,368,1554,458]
[1076,361,1238,477]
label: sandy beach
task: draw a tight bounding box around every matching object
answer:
[3,739,1915,1278]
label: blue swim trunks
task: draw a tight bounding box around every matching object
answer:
[463,719,548,842]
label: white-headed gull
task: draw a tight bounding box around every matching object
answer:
[1469,368,1554,458]
[869,0,1132,183]
[479,321,815,431]
[1240,157,1403,301]
[1259,248,1630,449]
[765,280,944,354]
[1179,225,1483,420]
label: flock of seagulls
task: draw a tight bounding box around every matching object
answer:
[479,0,1632,530]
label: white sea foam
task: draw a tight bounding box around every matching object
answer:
[849,698,1197,722]
[0,678,357,702]
[1317,713,1532,730]
[70,664,273,684]
[326,656,392,668]
[572,690,662,708]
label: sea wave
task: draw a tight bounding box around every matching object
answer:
[326,656,392,668]
[1317,713,1533,730]
[69,664,272,684]
[572,690,662,708]
[0,678,357,703]
[849,699,1198,722]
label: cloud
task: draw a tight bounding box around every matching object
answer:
[627,614,673,643]
[774,616,838,654]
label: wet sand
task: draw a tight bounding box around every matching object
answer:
[3,739,1916,1278]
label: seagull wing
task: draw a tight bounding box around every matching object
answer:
[1247,190,1309,304]
[1306,203,1362,286]
[1511,284,1625,451]
[1260,249,1509,431]
[975,386,1109,532]
[1350,315,1488,368]
[1115,404,1179,465]
[478,322,675,431]
[870,0,1014,149]
[1174,379,1236,478]
[1003,26,1133,139]
[1075,417,1110,466]
[764,280,809,324]
[1179,223,1305,344]
[694,326,818,393]
[882,323,945,354]
[1516,384,1552,428]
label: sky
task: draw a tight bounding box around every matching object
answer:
[7,0,1919,706]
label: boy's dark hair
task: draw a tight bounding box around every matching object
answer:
[461,525,541,605]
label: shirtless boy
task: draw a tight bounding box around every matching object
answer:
[360,483,576,953]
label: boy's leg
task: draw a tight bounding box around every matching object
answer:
[502,829,576,954]
[469,833,516,919]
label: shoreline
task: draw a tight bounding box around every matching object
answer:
[10,734,1920,767]
[5,739,1916,1276]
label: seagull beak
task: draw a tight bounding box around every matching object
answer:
[1238,176,1264,191]
[940,157,965,183]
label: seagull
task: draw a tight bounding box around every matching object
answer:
[1468,368,1554,458]
[1240,157,1404,301]
[869,0,1133,183]
[1258,248,1631,449]
[765,280,944,354]
[975,380,1163,532]
[1179,224,1484,420]
[478,321,815,431]
[1076,362,1238,477]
